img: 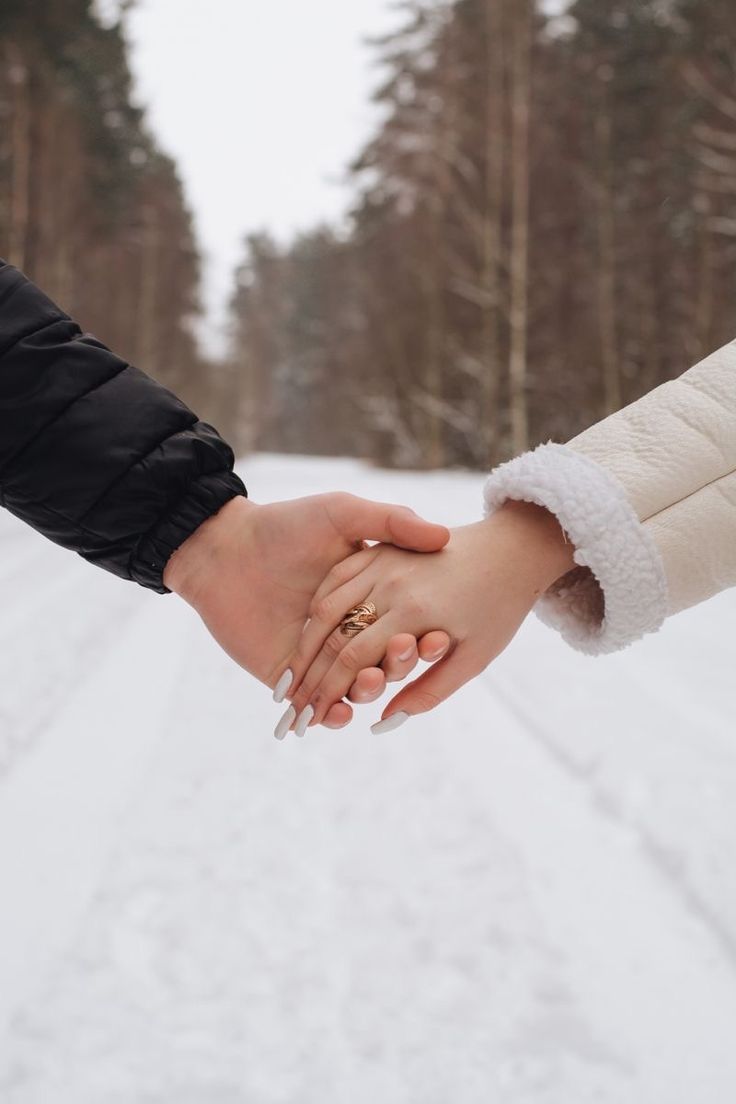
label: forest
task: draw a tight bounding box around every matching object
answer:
[3,0,736,469]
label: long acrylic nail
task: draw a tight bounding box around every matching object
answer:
[274,705,296,741]
[295,705,314,738]
[371,712,410,735]
[273,669,293,704]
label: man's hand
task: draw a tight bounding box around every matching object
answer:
[163,492,451,731]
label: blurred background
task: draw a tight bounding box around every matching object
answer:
[4,0,736,468]
[2,2,736,1102]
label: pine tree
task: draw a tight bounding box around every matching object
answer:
[0,0,215,424]
[226,0,736,469]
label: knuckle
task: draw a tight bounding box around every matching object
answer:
[402,592,425,621]
[322,632,346,662]
[323,567,345,594]
[330,558,356,587]
[312,595,337,624]
[311,687,332,713]
[331,491,354,512]
[292,677,318,709]
[336,645,360,673]
[385,575,403,599]
[291,691,307,714]
[412,689,442,714]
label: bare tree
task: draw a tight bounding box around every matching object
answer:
[507,0,532,454]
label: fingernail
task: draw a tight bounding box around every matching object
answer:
[427,648,447,662]
[273,669,293,704]
[355,686,382,704]
[398,647,415,662]
[371,712,410,735]
[295,705,314,738]
[274,705,296,741]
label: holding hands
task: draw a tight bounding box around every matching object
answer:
[277,500,576,738]
[165,490,575,739]
[163,491,452,731]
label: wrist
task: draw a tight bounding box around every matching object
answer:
[493,500,576,592]
[163,495,258,604]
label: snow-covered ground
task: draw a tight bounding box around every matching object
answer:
[1,454,735,1103]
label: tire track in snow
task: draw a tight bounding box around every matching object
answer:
[0,568,147,780]
[0,595,196,1042]
[484,669,736,972]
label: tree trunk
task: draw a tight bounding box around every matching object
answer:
[137,201,161,377]
[481,0,506,465]
[508,0,531,455]
[7,44,32,271]
[693,191,714,361]
[594,81,621,416]
[423,19,457,470]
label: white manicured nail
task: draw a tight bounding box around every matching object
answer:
[273,669,293,704]
[274,705,296,741]
[371,712,410,735]
[295,705,314,738]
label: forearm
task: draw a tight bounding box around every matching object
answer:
[483,443,668,655]
[563,340,736,622]
[0,260,245,591]
[568,339,736,523]
[483,338,736,653]
[642,468,736,616]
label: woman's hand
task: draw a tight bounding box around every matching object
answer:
[163,492,451,731]
[282,501,576,735]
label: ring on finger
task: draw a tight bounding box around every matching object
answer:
[340,601,378,637]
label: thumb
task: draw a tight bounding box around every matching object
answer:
[330,494,450,552]
[370,644,477,734]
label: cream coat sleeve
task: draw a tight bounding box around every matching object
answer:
[482,339,736,655]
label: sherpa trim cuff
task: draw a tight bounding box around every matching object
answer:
[482,442,668,655]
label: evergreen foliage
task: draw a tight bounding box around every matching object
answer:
[0,0,219,420]
[229,0,736,468]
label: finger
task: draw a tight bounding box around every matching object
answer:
[327,494,450,552]
[371,644,481,734]
[273,695,354,739]
[379,631,450,683]
[310,545,378,612]
[291,601,386,720]
[292,614,400,728]
[347,667,386,704]
[417,630,451,664]
[323,701,353,729]
[313,672,385,733]
[270,550,379,706]
[289,570,381,696]
[381,633,420,683]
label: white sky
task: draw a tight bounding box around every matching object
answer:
[124,0,403,352]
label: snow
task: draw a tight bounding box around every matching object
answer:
[1,453,735,1102]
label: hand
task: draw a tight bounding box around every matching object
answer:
[339,629,452,707]
[163,492,451,731]
[284,501,576,734]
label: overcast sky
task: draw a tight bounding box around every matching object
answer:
[125,0,403,351]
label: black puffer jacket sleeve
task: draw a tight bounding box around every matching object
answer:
[0,260,246,593]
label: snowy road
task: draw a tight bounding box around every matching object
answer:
[1,455,735,1103]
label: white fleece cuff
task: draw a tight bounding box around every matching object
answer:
[483,442,668,655]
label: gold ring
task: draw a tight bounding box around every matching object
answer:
[340,601,378,637]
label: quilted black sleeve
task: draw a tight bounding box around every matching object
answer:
[0,260,247,593]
